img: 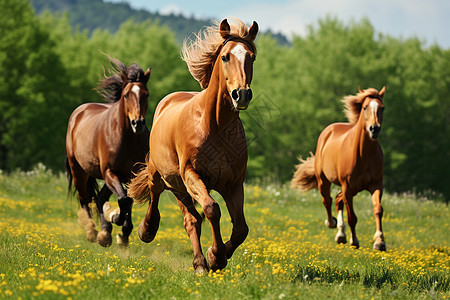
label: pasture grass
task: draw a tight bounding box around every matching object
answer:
[0,165,449,299]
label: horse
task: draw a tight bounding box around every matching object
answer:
[128,18,258,273]
[291,87,386,251]
[65,57,151,247]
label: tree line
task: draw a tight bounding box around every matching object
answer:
[1,0,449,201]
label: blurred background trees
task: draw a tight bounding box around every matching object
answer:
[0,0,448,201]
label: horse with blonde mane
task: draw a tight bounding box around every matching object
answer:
[291,87,386,251]
[128,18,258,273]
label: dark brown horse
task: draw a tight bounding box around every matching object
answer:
[292,87,386,251]
[128,19,258,273]
[66,58,151,247]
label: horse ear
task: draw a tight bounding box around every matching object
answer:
[248,21,259,41]
[122,82,131,95]
[220,19,231,39]
[144,68,151,84]
[358,86,364,94]
[379,86,386,98]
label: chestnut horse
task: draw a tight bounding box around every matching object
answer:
[291,87,386,251]
[66,58,151,247]
[128,19,258,273]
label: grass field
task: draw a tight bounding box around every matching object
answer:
[0,164,449,299]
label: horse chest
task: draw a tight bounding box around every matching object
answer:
[194,123,248,188]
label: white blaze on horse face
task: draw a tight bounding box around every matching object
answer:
[370,100,379,113]
[132,85,140,98]
[366,100,379,133]
[231,44,248,64]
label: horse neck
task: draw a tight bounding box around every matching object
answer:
[201,59,240,130]
[109,97,130,134]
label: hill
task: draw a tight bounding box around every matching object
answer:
[30,0,290,45]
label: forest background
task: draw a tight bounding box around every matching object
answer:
[0,0,449,201]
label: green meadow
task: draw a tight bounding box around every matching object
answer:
[0,165,449,299]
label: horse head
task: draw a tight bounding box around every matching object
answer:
[360,86,385,139]
[121,68,151,134]
[218,19,258,110]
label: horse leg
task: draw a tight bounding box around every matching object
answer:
[173,190,208,274]
[342,186,359,248]
[222,183,248,260]
[72,169,98,243]
[318,174,336,228]
[95,185,113,247]
[184,168,226,271]
[117,199,133,247]
[370,186,386,251]
[102,169,131,227]
[138,169,163,243]
[334,192,347,244]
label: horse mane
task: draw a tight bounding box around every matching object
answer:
[97,57,147,103]
[342,88,382,124]
[181,18,257,89]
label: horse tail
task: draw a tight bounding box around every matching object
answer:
[65,156,74,196]
[128,162,150,204]
[291,153,318,191]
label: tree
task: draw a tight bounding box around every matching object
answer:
[0,0,68,170]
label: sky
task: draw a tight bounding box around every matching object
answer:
[107,0,450,48]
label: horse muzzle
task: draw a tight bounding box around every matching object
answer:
[231,88,253,110]
[131,118,146,134]
[369,125,381,139]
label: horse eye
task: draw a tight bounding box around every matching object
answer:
[252,55,256,62]
[124,94,128,100]
[222,54,230,62]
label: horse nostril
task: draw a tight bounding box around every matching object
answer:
[231,89,239,101]
[246,89,253,101]
[370,125,381,134]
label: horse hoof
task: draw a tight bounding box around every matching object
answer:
[86,230,98,243]
[138,221,155,243]
[116,234,129,247]
[103,202,119,224]
[193,255,208,275]
[207,246,227,271]
[349,237,360,249]
[335,234,347,244]
[195,265,209,275]
[97,230,112,247]
[373,242,386,251]
[325,217,337,228]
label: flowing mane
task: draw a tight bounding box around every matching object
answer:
[182,18,257,89]
[342,88,382,124]
[97,57,147,103]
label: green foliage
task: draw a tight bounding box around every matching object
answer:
[246,17,450,201]
[0,2,449,200]
[0,0,70,170]
[30,0,290,46]
[0,0,196,172]
[30,0,210,44]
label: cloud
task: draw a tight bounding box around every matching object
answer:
[223,0,450,46]
[159,4,184,16]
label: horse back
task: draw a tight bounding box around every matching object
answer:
[67,101,148,181]
[153,92,199,124]
[316,122,383,191]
